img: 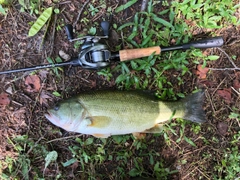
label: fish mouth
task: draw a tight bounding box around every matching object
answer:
[45,111,59,126]
[44,111,52,120]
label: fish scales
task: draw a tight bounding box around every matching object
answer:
[76,91,161,133]
[45,90,206,138]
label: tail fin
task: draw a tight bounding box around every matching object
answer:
[182,91,206,123]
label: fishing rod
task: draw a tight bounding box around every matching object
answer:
[0,21,224,75]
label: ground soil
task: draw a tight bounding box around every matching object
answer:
[0,0,240,179]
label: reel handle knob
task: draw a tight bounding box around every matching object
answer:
[101,21,110,36]
[65,24,74,41]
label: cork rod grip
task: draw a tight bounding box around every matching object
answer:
[119,46,161,62]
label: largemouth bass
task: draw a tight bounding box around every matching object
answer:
[45,91,206,138]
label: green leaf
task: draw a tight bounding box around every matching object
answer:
[117,22,135,31]
[0,4,6,15]
[116,74,127,84]
[55,56,62,63]
[113,23,117,29]
[0,0,5,4]
[28,7,53,37]
[149,154,154,165]
[141,32,153,46]
[115,0,138,13]
[207,55,219,61]
[143,17,151,38]
[151,14,173,28]
[129,168,140,177]
[85,138,94,145]
[121,62,130,73]
[44,151,58,171]
[177,93,185,98]
[184,136,197,147]
[158,9,169,15]
[147,0,153,13]
[229,112,240,119]
[54,8,60,14]
[88,27,96,35]
[46,57,54,63]
[62,158,77,167]
[19,155,30,180]
[130,61,138,70]
[192,4,204,9]
[52,91,61,97]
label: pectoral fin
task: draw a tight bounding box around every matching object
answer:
[86,116,111,128]
[143,124,164,133]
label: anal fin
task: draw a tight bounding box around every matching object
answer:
[143,124,164,133]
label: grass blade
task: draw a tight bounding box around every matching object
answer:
[115,0,138,13]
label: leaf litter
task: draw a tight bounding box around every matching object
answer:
[24,75,41,93]
[0,93,10,106]
[217,88,232,104]
[195,64,209,79]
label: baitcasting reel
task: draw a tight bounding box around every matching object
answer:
[64,21,114,69]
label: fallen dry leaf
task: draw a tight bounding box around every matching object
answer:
[59,50,70,61]
[233,72,240,90]
[0,93,10,105]
[217,88,232,104]
[217,122,228,136]
[195,65,209,79]
[39,70,49,80]
[69,4,76,11]
[198,79,215,87]
[25,75,41,93]
[39,91,52,105]
[71,161,79,172]
[233,79,240,90]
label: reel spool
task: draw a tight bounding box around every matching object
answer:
[64,21,111,69]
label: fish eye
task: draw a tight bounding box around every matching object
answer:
[54,104,60,111]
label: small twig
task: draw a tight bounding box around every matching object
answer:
[226,37,240,46]
[47,134,83,143]
[216,47,237,68]
[73,0,91,27]
[196,167,211,180]
[58,1,72,5]
[48,14,58,57]
[182,166,198,180]
[91,10,105,22]
[231,86,240,96]
[209,67,240,71]
[212,77,227,96]
[205,89,216,114]
[12,100,23,106]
